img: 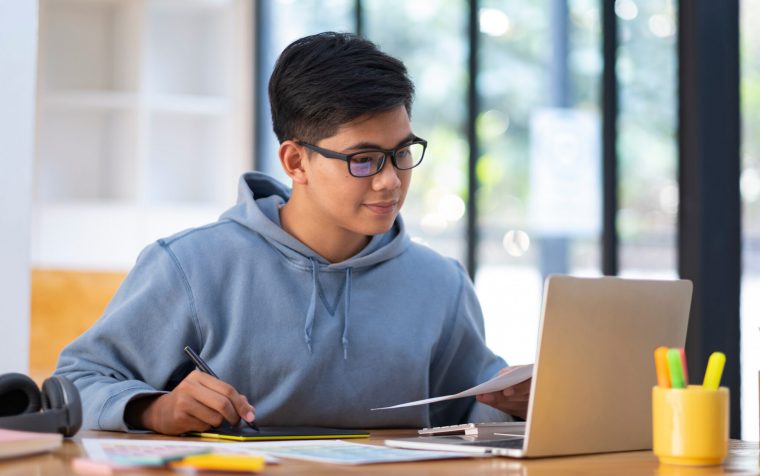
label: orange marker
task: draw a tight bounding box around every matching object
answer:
[654,346,671,388]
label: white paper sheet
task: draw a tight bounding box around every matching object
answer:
[243,440,478,464]
[371,364,534,410]
[82,438,279,464]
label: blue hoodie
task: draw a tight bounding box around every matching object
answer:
[55,172,509,431]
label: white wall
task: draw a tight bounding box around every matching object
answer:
[0,1,38,374]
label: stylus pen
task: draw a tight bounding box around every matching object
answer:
[183,345,260,431]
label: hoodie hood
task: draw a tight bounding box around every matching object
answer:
[220,171,411,358]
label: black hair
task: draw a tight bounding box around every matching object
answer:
[268,32,415,144]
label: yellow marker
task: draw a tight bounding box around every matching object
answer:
[170,454,265,472]
[702,351,726,390]
[654,346,671,388]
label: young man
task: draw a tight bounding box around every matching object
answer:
[55,32,529,435]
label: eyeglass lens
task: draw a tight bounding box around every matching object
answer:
[348,143,425,177]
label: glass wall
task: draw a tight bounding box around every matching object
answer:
[268,0,354,43]
[476,0,601,364]
[364,0,468,263]
[616,0,678,279]
[741,0,760,441]
[256,0,355,181]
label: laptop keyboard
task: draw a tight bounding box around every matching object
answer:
[461,438,525,449]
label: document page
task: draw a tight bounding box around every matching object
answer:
[371,364,533,410]
[245,440,478,465]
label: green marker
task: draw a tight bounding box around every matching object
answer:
[702,351,726,390]
[666,348,686,389]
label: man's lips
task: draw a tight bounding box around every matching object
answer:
[364,201,398,214]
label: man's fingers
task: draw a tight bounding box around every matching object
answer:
[185,371,255,424]
[476,375,532,420]
[514,379,532,392]
[169,390,228,429]
[186,375,244,424]
[179,398,227,428]
[194,384,242,424]
[194,371,239,398]
[161,408,210,435]
[236,397,256,422]
[501,379,531,396]
[182,415,213,433]
[218,389,254,423]
[477,393,495,403]
[490,395,528,405]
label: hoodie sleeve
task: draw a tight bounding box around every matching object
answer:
[428,265,513,426]
[54,241,202,431]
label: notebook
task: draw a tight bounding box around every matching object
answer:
[0,429,62,459]
[385,275,692,458]
[189,426,369,441]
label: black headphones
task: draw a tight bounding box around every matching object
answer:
[0,373,82,437]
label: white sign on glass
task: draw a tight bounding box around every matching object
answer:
[527,108,601,237]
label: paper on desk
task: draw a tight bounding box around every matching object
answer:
[82,438,280,464]
[245,440,478,465]
[371,364,533,410]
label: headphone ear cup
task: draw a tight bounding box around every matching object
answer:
[40,377,63,410]
[41,376,82,437]
[0,373,42,417]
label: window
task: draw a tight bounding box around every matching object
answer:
[364,0,469,264]
[741,0,760,441]
[616,0,678,280]
[254,0,355,181]
[476,0,602,363]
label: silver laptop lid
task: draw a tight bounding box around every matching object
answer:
[523,275,692,457]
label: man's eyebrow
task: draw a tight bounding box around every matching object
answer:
[344,133,416,151]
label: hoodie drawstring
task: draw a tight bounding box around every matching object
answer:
[304,258,318,354]
[342,268,351,360]
[303,259,352,360]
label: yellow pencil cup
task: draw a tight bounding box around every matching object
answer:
[652,385,729,466]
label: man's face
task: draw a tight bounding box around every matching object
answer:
[301,105,414,238]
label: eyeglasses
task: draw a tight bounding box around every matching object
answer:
[297,136,427,178]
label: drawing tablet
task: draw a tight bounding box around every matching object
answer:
[189,426,370,441]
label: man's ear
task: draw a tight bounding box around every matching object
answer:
[279,141,308,184]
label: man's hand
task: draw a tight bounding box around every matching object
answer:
[475,369,531,420]
[125,370,256,435]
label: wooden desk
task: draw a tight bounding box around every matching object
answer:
[0,430,757,475]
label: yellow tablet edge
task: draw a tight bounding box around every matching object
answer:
[189,432,370,441]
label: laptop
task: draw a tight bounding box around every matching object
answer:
[385,275,692,458]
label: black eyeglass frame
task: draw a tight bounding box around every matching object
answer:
[296,136,428,177]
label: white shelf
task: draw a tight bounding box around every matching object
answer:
[34,0,251,270]
[146,94,231,115]
[149,0,235,10]
[31,202,226,271]
[144,2,233,96]
[43,90,139,110]
[42,90,231,116]
[144,111,229,204]
[40,0,140,92]
[36,107,138,202]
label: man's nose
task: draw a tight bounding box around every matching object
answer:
[372,154,402,189]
